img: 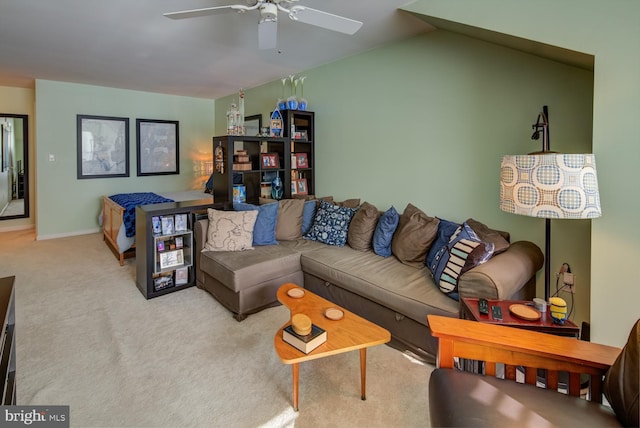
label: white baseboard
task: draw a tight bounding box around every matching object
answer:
[37,228,101,241]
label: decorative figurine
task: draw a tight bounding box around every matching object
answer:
[549,297,568,325]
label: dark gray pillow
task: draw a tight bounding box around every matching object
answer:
[466,218,510,255]
[391,203,439,268]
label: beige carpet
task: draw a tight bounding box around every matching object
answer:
[0,229,433,427]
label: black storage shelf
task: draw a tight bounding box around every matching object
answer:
[213,110,315,204]
[135,199,227,299]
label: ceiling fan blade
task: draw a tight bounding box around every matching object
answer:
[288,6,363,35]
[163,5,251,20]
[258,18,278,50]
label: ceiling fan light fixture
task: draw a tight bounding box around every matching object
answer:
[258,18,278,50]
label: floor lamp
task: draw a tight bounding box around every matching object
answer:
[499,110,601,301]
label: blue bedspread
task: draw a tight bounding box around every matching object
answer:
[109,192,174,237]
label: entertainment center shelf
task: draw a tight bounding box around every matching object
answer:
[213,110,314,204]
[135,199,227,299]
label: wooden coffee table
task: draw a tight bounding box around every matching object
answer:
[274,283,391,411]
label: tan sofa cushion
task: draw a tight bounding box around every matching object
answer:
[347,202,379,252]
[200,245,301,293]
[276,199,305,240]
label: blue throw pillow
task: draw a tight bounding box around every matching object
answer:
[372,206,399,257]
[431,222,495,298]
[426,218,461,271]
[301,200,317,235]
[233,202,279,246]
[303,200,357,247]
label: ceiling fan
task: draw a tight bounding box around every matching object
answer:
[163,0,363,50]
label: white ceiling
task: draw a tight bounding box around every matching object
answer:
[0,0,432,99]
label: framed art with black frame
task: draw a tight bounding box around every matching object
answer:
[136,119,179,176]
[77,114,129,179]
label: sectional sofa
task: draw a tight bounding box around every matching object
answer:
[193,197,543,361]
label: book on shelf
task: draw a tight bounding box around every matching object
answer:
[233,185,246,203]
[283,324,327,354]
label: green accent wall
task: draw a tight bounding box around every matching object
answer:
[217,30,594,329]
[404,0,640,352]
[34,80,214,238]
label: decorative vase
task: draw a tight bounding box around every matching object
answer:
[271,176,283,200]
[287,96,298,110]
[298,98,308,111]
[277,98,287,111]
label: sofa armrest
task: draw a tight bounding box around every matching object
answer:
[457,240,543,300]
[428,315,620,400]
[194,219,209,287]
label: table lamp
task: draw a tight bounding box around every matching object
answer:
[499,108,601,301]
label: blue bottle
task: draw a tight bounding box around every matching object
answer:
[271,176,283,200]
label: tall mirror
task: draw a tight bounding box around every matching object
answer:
[0,114,29,220]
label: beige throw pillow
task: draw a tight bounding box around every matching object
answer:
[391,203,439,268]
[275,199,305,241]
[204,208,257,251]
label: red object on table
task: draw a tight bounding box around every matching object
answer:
[461,298,580,338]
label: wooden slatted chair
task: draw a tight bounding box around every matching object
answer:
[427,315,638,427]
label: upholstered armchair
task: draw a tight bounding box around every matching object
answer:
[427,315,638,427]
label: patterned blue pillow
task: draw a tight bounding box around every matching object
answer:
[432,222,495,298]
[426,218,461,271]
[303,200,357,247]
[372,206,399,257]
[233,202,279,246]
[301,200,317,235]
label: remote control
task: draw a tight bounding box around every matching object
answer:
[478,298,489,315]
[491,305,503,320]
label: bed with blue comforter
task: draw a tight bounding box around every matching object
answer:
[101,190,209,265]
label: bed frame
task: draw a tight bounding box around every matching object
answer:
[102,196,135,266]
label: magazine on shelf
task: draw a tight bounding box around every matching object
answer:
[174,214,188,231]
[283,324,327,354]
[161,216,174,235]
[152,216,162,234]
[175,267,189,285]
[153,273,174,291]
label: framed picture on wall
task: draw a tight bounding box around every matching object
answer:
[136,119,179,176]
[76,114,130,179]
